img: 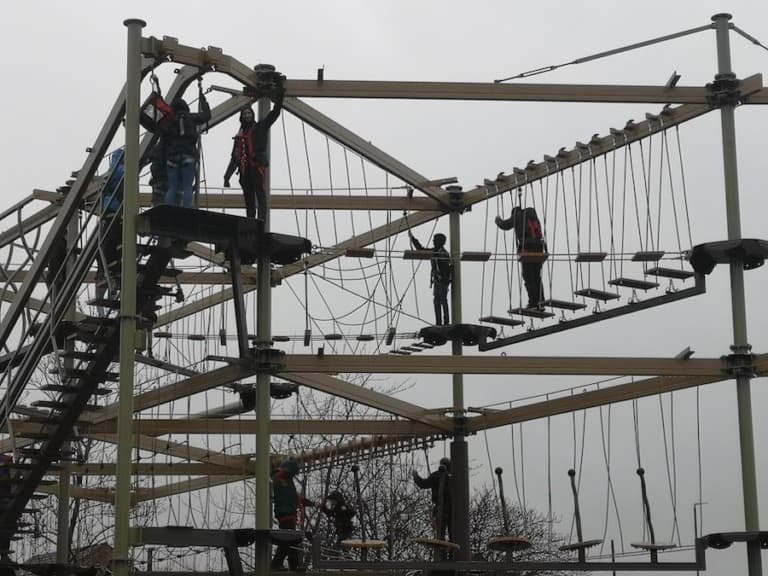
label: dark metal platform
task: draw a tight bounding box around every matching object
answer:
[138,205,311,265]
[689,238,768,274]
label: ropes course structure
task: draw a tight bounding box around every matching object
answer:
[0,13,767,575]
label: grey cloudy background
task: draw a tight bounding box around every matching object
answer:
[2,1,768,574]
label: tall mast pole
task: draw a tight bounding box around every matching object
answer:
[113,17,145,576]
[712,13,762,576]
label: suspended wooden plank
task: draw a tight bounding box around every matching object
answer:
[345,247,375,258]
[272,335,290,342]
[508,307,555,319]
[609,278,659,291]
[415,537,461,550]
[461,251,491,262]
[560,538,604,551]
[488,535,531,551]
[324,334,343,341]
[645,266,695,280]
[574,288,620,301]
[541,299,587,311]
[575,252,607,262]
[403,249,433,260]
[356,334,375,342]
[479,315,524,327]
[632,250,665,262]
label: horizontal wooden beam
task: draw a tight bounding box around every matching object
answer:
[285,78,717,104]
[280,354,725,376]
[5,418,439,437]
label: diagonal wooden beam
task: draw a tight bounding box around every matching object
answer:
[465,352,768,432]
[83,363,255,424]
[89,433,251,471]
[280,372,452,431]
[283,98,450,205]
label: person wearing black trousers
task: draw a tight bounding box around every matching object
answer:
[223,76,285,221]
[409,231,452,325]
[495,206,546,308]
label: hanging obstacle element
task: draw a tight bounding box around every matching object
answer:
[630,467,677,562]
[558,469,603,562]
[487,467,531,553]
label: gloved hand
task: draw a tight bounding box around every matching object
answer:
[223,178,230,188]
[494,215,502,226]
[411,470,419,481]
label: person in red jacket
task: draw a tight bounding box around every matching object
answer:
[495,206,546,308]
[223,76,285,221]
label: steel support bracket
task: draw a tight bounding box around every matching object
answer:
[249,347,286,373]
[706,73,742,106]
[721,348,755,378]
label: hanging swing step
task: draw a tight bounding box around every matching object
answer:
[272,335,290,342]
[518,251,549,264]
[508,307,555,319]
[345,248,375,258]
[559,539,604,552]
[541,299,587,311]
[609,277,659,291]
[632,250,665,262]
[479,315,525,327]
[324,334,343,341]
[390,349,411,355]
[40,384,111,396]
[575,252,607,262]
[403,249,433,260]
[461,251,491,262]
[645,266,695,280]
[415,537,461,551]
[412,342,434,349]
[356,334,375,342]
[574,288,620,301]
[487,535,532,552]
[399,346,422,352]
[630,542,678,551]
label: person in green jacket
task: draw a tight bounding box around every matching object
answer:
[271,459,314,571]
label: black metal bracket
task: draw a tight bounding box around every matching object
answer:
[250,347,286,373]
[706,73,742,107]
[721,346,755,378]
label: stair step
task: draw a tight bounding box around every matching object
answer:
[61,369,119,382]
[40,384,111,396]
[30,400,101,412]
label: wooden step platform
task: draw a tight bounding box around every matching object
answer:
[508,307,555,319]
[461,251,491,262]
[344,248,375,258]
[609,277,659,291]
[479,315,525,327]
[403,249,433,261]
[575,252,607,262]
[488,535,531,552]
[541,299,587,311]
[574,288,620,301]
[632,250,665,262]
[645,266,695,280]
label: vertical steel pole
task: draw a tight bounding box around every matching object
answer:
[254,85,273,574]
[113,18,145,576]
[711,13,762,576]
[57,220,78,562]
[447,187,469,560]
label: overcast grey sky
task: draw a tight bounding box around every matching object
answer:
[2,1,768,573]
